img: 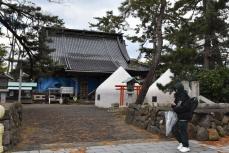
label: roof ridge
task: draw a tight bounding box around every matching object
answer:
[45,27,123,37]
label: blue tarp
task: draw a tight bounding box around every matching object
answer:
[88,78,102,93]
[37,77,76,93]
[37,77,103,97]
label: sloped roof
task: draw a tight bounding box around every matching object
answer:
[0,74,13,80]
[45,27,130,73]
[97,66,131,89]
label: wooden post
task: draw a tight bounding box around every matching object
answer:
[135,85,142,96]
[115,85,126,107]
[116,85,142,107]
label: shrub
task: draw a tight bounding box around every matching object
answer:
[197,68,229,103]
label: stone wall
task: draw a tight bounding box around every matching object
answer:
[0,103,22,151]
[126,103,229,141]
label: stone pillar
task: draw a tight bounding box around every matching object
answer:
[191,81,199,98]
[0,105,5,153]
[0,93,6,103]
[125,92,136,106]
[181,81,192,96]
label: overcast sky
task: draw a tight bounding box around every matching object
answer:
[31,0,140,59]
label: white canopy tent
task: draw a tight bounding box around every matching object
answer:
[144,69,174,105]
[95,67,131,108]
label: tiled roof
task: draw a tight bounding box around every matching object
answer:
[45,27,130,73]
[66,57,118,73]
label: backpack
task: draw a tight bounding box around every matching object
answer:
[189,97,198,113]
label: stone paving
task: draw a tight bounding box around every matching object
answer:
[14,104,156,151]
[12,140,229,153]
[13,104,229,153]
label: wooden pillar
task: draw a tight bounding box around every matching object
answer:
[115,85,126,107]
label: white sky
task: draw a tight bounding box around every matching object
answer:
[31,0,140,59]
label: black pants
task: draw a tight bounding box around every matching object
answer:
[172,120,189,147]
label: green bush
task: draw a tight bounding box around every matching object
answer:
[197,68,229,103]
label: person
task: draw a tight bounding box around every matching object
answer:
[171,82,192,153]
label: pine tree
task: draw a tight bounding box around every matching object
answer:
[89,11,126,33]
[90,0,171,104]
[90,0,229,103]
[172,0,229,69]
[0,0,64,79]
[0,44,6,73]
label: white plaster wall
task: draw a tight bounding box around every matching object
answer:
[95,67,131,108]
[145,69,174,105]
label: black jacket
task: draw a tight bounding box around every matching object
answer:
[172,88,192,121]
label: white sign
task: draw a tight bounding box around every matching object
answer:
[60,87,74,94]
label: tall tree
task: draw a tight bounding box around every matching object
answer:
[90,0,170,105]
[173,0,229,69]
[90,0,229,104]
[124,0,167,104]
[89,11,126,33]
[0,0,64,79]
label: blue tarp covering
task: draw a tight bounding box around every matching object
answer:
[88,78,102,93]
[37,77,76,93]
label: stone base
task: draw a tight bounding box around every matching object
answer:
[125,103,229,141]
[0,102,22,151]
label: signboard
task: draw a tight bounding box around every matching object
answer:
[60,87,74,94]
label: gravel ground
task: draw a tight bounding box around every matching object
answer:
[14,104,157,151]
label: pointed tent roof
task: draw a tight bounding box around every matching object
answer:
[145,69,174,103]
[150,69,173,89]
[97,66,131,90]
[95,66,131,108]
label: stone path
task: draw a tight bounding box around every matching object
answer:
[14,104,157,151]
[12,140,229,153]
[13,104,229,153]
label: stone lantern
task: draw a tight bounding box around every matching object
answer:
[122,77,139,106]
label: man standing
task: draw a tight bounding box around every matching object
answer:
[171,82,192,152]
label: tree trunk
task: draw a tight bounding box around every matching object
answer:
[204,35,211,69]
[135,0,166,105]
[203,0,213,69]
